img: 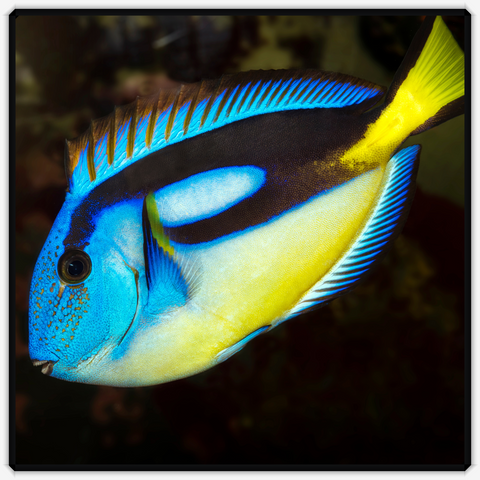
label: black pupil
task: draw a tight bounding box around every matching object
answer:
[68,260,84,276]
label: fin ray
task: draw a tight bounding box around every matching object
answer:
[386,16,464,135]
[142,193,189,313]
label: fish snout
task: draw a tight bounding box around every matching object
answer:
[31,359,57,376]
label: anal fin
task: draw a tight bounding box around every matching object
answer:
[286,145,421,319]
[215,326,270,364]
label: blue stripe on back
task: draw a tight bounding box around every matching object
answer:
[69,71,385,197]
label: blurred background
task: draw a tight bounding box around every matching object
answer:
[15,14,466,466]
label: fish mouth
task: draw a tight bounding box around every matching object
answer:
[31,359,57,376]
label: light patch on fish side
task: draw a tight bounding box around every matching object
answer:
[154,166,267,227]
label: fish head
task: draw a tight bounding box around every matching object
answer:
[28,199,138,383]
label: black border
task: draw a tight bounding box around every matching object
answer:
[9,8,469,17]
[463,10,472,472]
[9,6,16,471]
[10,8,471,472]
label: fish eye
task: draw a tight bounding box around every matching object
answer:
[58,250,92,284]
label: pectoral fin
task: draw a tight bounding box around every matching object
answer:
[142,192,189,313]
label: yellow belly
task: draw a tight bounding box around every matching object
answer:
[109,166,385,386]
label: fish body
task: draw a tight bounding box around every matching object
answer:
[29,17,464,386]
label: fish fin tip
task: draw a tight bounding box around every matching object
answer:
[387,16,464,132]
[286,144,421,318]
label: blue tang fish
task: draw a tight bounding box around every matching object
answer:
[29,17,464,386]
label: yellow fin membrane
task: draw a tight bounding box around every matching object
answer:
[387,16,465,134]
[343,16,465,168]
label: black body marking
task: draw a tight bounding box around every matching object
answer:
[64,106,382,248]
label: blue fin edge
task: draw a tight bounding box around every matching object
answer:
[215,325,270,364]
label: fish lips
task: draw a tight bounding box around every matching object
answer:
[31,263,139,377]
[31,359,57,376]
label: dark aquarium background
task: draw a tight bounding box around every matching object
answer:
[14,13,466,467]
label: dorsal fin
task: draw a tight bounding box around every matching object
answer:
[65,69,386,197]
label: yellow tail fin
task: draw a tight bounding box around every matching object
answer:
[339,17,464,170]
[387,16,464,134]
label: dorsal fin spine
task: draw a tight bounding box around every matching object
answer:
[114,114,130,166]
[126,97,139,159]
[322,82,341,102]
[107,107,117,166]
[322,82,342,103]
[246,80,265,111]
[236,81,257,114]
[183,82,201,135]
[305,80,325,103]
[348,85,365,103]
[341,85,357,104]
[225,81,244,118]
[256,80,273,109]
[217,84,239,122]
[265,79,286,108]
[200,79,221,128]
[87,121,96,182]
[285,78,304,106]
[145,91,160,149]
[230,82,248,115]
[210,90,227,125]
[332,83,350,103]
[310,80,333,103]
[94,132,107,167]
[165,85,184,142]
[273,78,293,107]
[293,78,315,103]
[213,83,236,124]
[64,139,71,189]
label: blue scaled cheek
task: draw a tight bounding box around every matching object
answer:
[29,242,111,368]
[29,195,138,376]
